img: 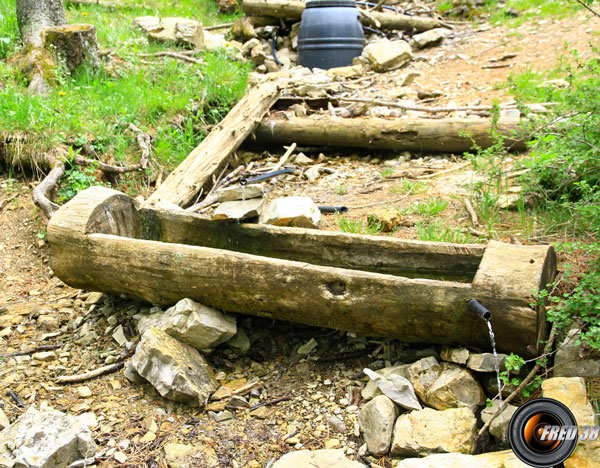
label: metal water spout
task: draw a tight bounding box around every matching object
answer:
[468,299,491,321]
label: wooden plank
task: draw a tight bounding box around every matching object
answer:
[253,115,527,153]
[242,0,442,32]
[145,77,286,208]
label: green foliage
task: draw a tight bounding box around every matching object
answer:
[489,0,579,26]
[403,198,448,217]
[380,168,395,179]
[337,216,383,236]
[0,0,18,59]
[57,164,103,202]
[541,243,600,350]
[513,49,600,234]
[416,220,474,243]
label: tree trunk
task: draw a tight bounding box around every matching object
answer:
[252,115,527,152]
[16,0,66,47]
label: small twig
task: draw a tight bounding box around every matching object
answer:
[0,193,19,211]
[7,390,25,407]
[572,0,600,17]
[185,193,218,213]
[138,51,204,66]
[478,324,558,438]
[73,155,142,174]
[417,161,471,180]
[56,361,126,384]
[2,344,62,358]
[205,22,234,31]
[249,396,291,411]
[272,143,297,172]
[464,198,479,226]
[482,64,511,69]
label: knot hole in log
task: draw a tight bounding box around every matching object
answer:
[325,281,347,296]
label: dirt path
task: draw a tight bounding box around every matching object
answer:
[1,11,598,468]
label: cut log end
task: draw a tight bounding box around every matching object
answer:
[43,23,100,72]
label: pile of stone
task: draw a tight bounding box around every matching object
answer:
[356,348,517,459]
[212,182,322,228]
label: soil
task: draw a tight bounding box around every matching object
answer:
[1,9,599,468]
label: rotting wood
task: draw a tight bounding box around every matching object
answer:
[146,77,286,208]
[253,116,527,153]
[242,0,441,31]
[48,187,556,357]
[464,197,479,226]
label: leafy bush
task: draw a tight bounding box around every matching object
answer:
[0,0,18,59]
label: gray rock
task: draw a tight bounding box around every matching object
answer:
[0,406,96,468]
[361,364,410,400]
[259,196,321,228]
[137,298,236,351]
[358,395,398,457]
[229,396,249,408]
[132,16,161,33]
[393,453,489,468]
[412,29,447,49]
[132,327,218,406]
[440,347,469,365]
[397,346,440,363]
[363,368,421,411]
[213,198,264,221]
[466,353,507,373]
[395,71,423,87]
[147,17,204,49]
[363,39,412,72]
[304,166,321,181]
[391,407,477,457]
[327,416,347,434]
[554,329,600,379]
[112,325,127,347]
[425,366,486,413]
[481,372,516,399]
[242,38,261,56]
[227,328,251,354]
[124,361,146,385]
[217,184,264,203]
[480,401,518,442]
[292,153,314,166]
[272,449,364,468]
[407,356,442,400]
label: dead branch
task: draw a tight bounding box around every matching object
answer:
[0,193,19,211]
[464,197,479,226]
[477,324,558,438]
[417,161,471,179]
[128,123,151,170]
[272,143,297,172]
[248,396,291,411]
[336,97,494,114]
[32,150,66,219]
[205,23,234,31]
[56,361,125,384]
[73,155,143,174]
[138,51,204,66]
[572,0,600,18]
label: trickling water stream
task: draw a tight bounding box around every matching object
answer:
[486,319,503,406]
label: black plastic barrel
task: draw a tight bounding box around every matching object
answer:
[297,0,365,70]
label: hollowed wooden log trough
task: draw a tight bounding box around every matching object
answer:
[48,187,557,358]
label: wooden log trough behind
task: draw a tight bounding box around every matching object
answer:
[48,187,557,358]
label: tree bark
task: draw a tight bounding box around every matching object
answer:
[16,0,66,47]
[253,115,527,152]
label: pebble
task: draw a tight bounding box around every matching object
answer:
[113,451,127,463]
[32,351,56,361]
[324,438,341,449]
[77,386,93,398]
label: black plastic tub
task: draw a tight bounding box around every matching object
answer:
[297,0,365,70]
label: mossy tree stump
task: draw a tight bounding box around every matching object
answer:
[43,24,99,73]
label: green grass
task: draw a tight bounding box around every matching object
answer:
[0,0,249,198]
[489,0,578,26]
[337,216,383,235]
[335,184,347,195]
[403,198,448,217]
[416,220,474,244]
[389,179,429,195]
[0,0,19,59]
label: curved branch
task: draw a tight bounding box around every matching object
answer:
[32,150,66,219]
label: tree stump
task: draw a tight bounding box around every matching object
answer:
[43,24,99,73]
